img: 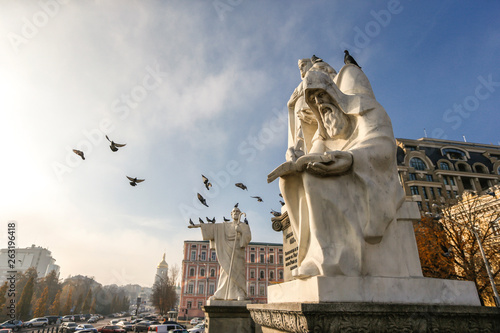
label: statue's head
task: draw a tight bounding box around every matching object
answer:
[306,88,351,140]
[298,58,313,79]
[231,207,242,222]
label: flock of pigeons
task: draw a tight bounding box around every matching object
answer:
[72,135,145,186]
[189,174,285,228]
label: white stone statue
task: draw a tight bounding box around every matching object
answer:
[269,62,405,279]
[189,206,252,300]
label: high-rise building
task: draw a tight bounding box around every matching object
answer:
[0,244,59,281]
[396,137,500,212]
[178,240,284,320]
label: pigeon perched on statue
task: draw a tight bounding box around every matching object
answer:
[344,50,361,68]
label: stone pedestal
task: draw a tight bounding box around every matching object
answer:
[204,299,257,333]
[247,302,500,333]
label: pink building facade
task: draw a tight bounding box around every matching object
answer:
[179,240,284,320]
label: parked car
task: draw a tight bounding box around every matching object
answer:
[0,320,23,332]
[87,317,97,324]
[187,323,205,333]
[116,321,133,332]
[188,318,202,326]
[133,321,159,332]
[167,330,188,333]
[97,325,126,333]
[159,322,185,330]
[62,316,75,322]
[75,324,97,333]
[147,324,184,333]
[0,329,12,333]
[59,322,78,333]
[24,318,49,328]
[45,316,62,325]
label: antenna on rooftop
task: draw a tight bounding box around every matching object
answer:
[463,135,467,142]
[423,128,427,138]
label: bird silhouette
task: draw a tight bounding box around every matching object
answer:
[127,176,145,186]
[278,193,283,198]
[106,135,126,152]
[189,219,195,226]
[235,183,247,190]
[73,149,85,160]
[280,200,285,206]
[244,218,249,225]
[197,193,209,207]
[344,50,361,68]
[251,196,263,202]
[234,203,239,208]
[202,174,212,190]
[223,216,230,222]
[206,217,216,223]
[198,218,205,224]
[271,210,281,217]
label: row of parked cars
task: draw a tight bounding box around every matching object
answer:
[0,314,105,332]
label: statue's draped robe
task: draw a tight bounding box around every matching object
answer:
[201,222,251,299]
[280,65,404,277]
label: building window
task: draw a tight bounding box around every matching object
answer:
[279,270,283,280]
[260,271,265,279]
[250,270,255,279]
[211,252,216,261]
[437,188,442,197]
[440,162,450,170]
[475,165,488,173]
[443,177,448,185]
[443,148,466,160]
[250,253,255,263]
[446,190,452,198]
[410,186,419,195]
[450,177,456,186]
[409,173,417,180]
[269,271,274,280]
[279,255,283,264]
[425,202,430,211]
[201,252,206,261]
[191,251,196,261]
[260,254,265,263]
[200,268,205,277]
[187,284,193,294]
[426,175,433,182]
[453,191,458,198]
[417,201,422,210]
[209,284,215,295]
[457,163,468,172]
[189,268,195,277]
[429,188,435,199]
[410,158,427,171]
[210,268,215,277]
[198,301,203,309]
[259,285,265,296]
[423,188,428,199]
[249,285,255,296]
[187,301,192,309]
[198,283,204,295]
[269,255,274,264]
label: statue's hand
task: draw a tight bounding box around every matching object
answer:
[285,147,305,162]
[305,151,353,177]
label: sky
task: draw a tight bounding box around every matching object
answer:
[0,1,499,287]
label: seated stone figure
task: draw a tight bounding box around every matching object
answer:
[269,63,405,278]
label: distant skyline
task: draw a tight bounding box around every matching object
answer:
[1,1,499,287]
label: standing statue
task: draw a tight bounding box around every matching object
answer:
[268,59,404,279]
[188,206,252,300]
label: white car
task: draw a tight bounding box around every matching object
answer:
[187,323,205,333]
[188,318,202,326]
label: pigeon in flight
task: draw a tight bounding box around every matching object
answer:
[189,219,195,226]
[198,218,205,224]
[244,218,249,225]
[235,183,247,190]
[202,174,212,190]
[106,135,126,152]
[197,193,209,207]
[73,149,85,160]
[223,216,230,222]
[344,50,361,68]
[206,217,216,223]
[127,176,145,186]
[270,209,281,217]
[251,196,263,202]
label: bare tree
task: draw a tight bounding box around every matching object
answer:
[434,190,500,306]
[151,265,179,316]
